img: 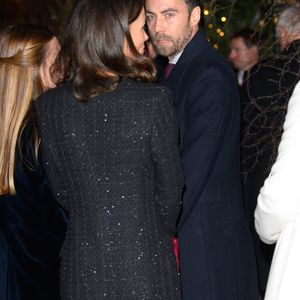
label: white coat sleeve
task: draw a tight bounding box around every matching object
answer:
[255,81,300,244]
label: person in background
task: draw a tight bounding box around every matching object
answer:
[276,4,300,52]
[228,28,260,87]
[145,0,259,299]
[241,5,300,295]
[34,0,184,299]
[255,80,300,300]
[0,24,67,300]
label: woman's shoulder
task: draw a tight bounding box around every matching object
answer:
[35,83,73,109]
[123,78,169,92]
[117,80,176,121]
[120,79,173,102]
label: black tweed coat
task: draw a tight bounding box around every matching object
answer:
[34,79,183,300]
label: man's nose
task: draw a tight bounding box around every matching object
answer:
[153,17,165,34]
[229,51,236,60]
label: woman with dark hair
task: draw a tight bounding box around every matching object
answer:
[34,0,183,299]
[0,24,67,300]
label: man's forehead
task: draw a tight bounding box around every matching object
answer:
[145,0,187,13]
[231,37,247,47]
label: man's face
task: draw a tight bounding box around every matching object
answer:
[228,37,258,71]
[145,0,199,59]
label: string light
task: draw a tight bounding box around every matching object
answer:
[208,23,213,29]
[214,44,219,49]
[219,31,225,37]
[216,28,221,33]
[221,17,227,22]
[203,9,209,16]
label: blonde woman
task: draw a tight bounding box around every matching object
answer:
[0,24,67,300]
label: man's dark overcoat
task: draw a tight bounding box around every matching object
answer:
[164,29,259,300]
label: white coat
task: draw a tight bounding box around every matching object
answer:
[255,80,300,300]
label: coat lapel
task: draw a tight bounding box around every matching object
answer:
[165,29,211,103]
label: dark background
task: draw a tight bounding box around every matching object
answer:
[0,0,297,55]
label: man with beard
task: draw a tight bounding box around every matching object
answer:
[145,0,259,299]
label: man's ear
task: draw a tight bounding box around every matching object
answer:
[190,6,201,26]
[277,26,286,38]
[277,25,289,49]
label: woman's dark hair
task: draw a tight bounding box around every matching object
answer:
[55,0,156,101]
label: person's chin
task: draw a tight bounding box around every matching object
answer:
[155,44,171,56]
[140,46,145,55]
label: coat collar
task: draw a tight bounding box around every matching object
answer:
[172,28,210,67]
[165,29,210,99]
[283,39,300,56]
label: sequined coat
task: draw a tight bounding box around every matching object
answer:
[34,79,183,300]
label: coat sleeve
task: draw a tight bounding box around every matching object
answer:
[150,87,184,236]
[178,66,231,229]
[34,93,70,212]
[255,81,300,244]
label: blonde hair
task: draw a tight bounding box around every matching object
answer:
[0,24,55,195]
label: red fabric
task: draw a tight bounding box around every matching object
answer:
[164,63,175,81]
[171,237,179,267]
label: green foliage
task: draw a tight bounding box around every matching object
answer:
[49,0,76,36]
[201,0,291,57]
[0,0,298,57]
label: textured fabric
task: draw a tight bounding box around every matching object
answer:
[255,81,300,299]
[0,125,67,300]
[240,39,300,293]
[241,39,300,179]
[162,29,259,300]
[35,79,183,300]
[163,63,175,81]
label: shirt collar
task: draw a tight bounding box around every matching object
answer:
[169,51,183,64]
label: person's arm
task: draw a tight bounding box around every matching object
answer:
[151,87,184,236]
[255,81,300,244]
[178,66,231,229]
[34,92,70,212]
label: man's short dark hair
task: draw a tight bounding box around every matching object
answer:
[230,28,260,49]
[184,0,200,13]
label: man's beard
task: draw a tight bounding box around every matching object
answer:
[151,26,193,58]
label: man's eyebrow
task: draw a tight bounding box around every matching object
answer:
[161,8,178,14]
[146,8,178,14]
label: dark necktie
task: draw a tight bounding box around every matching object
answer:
[164,63,175,81]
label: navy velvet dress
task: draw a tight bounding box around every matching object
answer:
[0,126,67,300]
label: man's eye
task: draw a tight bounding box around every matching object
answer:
[146,15,154,22]
[165,13,174,18]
